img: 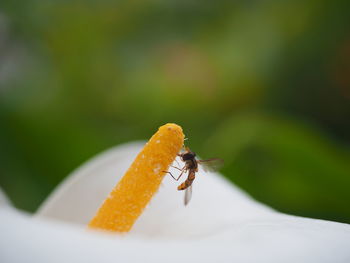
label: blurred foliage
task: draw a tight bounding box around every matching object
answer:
[0,0,349,223]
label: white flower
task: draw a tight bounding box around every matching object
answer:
[1,142,350,262]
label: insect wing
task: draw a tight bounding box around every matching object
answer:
[197,158,224,172]
[184,185,192,205]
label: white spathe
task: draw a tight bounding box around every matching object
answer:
[1,142,350,263]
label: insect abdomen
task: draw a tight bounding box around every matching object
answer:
[177,171,195,190]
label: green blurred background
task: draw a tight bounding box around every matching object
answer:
[1,0,349,223]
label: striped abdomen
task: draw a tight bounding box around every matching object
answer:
[177,170,196,190]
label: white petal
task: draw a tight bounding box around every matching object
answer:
[36,142,141,226]
[1,204,350,263]
[0,142,348,262]
[36,142,274,238]
[0,188,11,207]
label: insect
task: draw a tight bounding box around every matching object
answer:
[165,147,223,205]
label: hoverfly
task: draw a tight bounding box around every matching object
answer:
[165,147,223,205]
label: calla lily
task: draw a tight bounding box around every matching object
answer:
[1,142,350,262]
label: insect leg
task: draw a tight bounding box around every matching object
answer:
[174,169,186,181]
[171,165,184,172]
[162,168,186,181]
[174,158,181,168]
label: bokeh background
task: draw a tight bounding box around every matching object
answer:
[1,0,349,223]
